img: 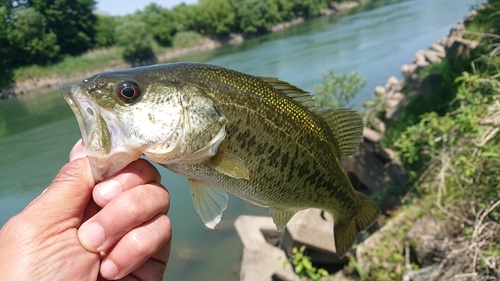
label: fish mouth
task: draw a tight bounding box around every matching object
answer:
[61,84,142,181]
[61,84,100,152]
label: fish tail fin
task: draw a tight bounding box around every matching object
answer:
[333,192,380,257]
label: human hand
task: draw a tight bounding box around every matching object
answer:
[0,140,172,280]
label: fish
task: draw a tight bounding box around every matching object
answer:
[60,62,380,257]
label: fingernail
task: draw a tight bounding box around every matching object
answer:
[78,222,105,251]
[101,259,120,279]
[98,179,122,202]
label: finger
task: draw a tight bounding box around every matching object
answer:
[69,139,86,161]
[78,183,170,253]
[100,214,172,280]
[24,158,94,225]
[92,159,161,207]
[127,239,171,281]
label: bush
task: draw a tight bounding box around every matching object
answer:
[172,31,205,48]
[114,20,156,64]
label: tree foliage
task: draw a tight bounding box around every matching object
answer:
[0,0,344,80]
[26,0,97,55]
[314,70,367,109]
[114,20,155,64]
[236,0,281,33]
[94,15,117,47]
[196,0,236,35]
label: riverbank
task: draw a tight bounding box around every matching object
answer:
[346,2,499,280]
[0,1,363,100]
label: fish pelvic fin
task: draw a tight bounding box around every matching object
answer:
[270,208,299,231]
[189,179,229,229]
[333,192,380,257]
[318,109,363,158]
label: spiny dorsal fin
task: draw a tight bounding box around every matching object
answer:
[257,76,316,110]
[318,108,363,158]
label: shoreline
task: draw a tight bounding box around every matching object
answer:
[0,1,362,100]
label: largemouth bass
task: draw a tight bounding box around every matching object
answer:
[60,62,380,256]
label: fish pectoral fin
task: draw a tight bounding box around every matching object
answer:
[209,150,249,180]
[270,208,298,231]
[189,179,229,229]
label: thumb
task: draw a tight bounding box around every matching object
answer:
[26,158,95,226]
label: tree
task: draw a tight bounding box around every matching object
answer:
[94,14,117,47]
[136,3,176,46]
[314,70,366,109]
[114,20,155,64]
[27,0,97,55]
[291,0,328,18]
[236,0,280,33]
[7,6,60,65]
[196,0,236,36]
[171,3,198,32]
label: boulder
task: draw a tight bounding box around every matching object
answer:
[235,216,300,281]
[446,37,479,59]
[401,63,417,77]
[281,209,346,264]
[423,50,442,64]
[429,43,446,58]
[375,85,386,97]
[406,215,449,267]
[363,126,382,143]
[341,141,407,210]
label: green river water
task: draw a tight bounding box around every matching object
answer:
[0,0,483,280]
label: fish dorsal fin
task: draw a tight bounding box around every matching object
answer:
[189,179,228,229]
[258,77,316,110]
[318,108,363,158]
[270,208,299,231]
[209,150,250,180]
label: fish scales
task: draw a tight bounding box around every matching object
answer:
[163,64,357,210]
[60,62,380,257]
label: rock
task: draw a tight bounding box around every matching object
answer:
[407,215,449,267]
[375,85,386,97]
[341,141,407,209]
[423,50,442,64]
[429,43,446,58]
[385,76,402,95]
[413,50,426,64]
[235,216,300,281]
[331,1,359,11]
[401,64,417,77]
[282,209,347,264]
[363,126,382,143]
[446,38,479,59]
[403,265,438,281]
[369,117,386,134]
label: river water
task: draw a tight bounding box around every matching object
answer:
[0,0,482,280]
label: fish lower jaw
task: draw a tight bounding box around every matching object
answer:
[87,150,143,182]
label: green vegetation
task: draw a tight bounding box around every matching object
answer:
[361,0,500,279]
[290,246,329,281]
[1,0,354,88]
[313,70,367,109]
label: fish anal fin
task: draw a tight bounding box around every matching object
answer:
[189,179,229,229]
[318,108,363,157]
[333,192,380,257]
[270,208,298,231]
[209,150,249,180]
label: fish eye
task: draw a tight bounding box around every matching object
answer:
[117,81,141,102]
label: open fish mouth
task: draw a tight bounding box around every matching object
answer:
[60,84,104,152]
[61,84,141,181]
